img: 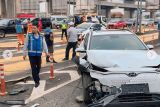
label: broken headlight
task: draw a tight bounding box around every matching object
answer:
[88,81,121,102]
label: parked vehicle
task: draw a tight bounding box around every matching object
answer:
[51,15,67,29]
[21,18,52,33]
[0,19,16,37]
[124,18,136,27]
[76,22,106,38]
[141,19,155,26]
[107,18,127,29]
[75,29,160,107]
[31,18,52,29]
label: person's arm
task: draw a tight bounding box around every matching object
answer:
[67,29,70,41]
[23,34,29,60]
[50,33,54,41]
[43,37,48,55]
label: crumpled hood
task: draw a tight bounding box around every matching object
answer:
[87,50,160,68]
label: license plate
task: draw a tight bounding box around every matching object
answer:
[121,83,149,94]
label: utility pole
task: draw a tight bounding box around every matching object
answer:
[158,0,160,40]
[136,0,140,33]
[68,0,71,16]
[139,0,142,34]
[1,0,7,18]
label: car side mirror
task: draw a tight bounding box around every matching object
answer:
[76,47,86,53]
[147,45,154,50]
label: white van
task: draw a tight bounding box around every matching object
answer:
[51,15,67,29]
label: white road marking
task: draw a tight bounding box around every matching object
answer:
[23,70,80,104]
[11,106,21,107]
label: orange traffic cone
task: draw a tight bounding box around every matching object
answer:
[0,64,7,96]
[50,64,55,79]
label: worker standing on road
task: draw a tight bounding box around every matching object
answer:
[27,18,33,34]
[23,26,48,88]
[38,18,42,32]
[61,20,68,40]
[15,20,25,45]
[44,25,57,63]
[63,22,78,61]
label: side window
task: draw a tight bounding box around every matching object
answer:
[52,18,55,21]
[9,20,15,25]
[84,33,89,50]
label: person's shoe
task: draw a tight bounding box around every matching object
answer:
[62,58,68,61]
[46,60,50,63]
[46,56,50,63]
[35,82,40,88]
[75,95,84,103]
[53,60,57,63]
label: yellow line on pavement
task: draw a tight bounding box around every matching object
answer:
[0,48,66,64]
[3,50,74,76]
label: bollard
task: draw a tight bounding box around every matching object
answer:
[0,64,7,96]
[50,64,55,79]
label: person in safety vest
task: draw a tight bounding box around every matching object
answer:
[15,20,25,45]
[61,20,68,40]
[23,26,48,88]
[27,18,33,34]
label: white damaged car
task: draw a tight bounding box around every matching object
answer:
[75,30,160,107]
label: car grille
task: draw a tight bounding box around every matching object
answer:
[118,93,153,102]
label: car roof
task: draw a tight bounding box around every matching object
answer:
[93,30,133,36]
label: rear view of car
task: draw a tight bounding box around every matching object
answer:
[107,19,127,29]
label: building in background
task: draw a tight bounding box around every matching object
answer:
[0,0,149,18]
[16,0,48,18]
[51,0,147,18]
[0,0,16,18]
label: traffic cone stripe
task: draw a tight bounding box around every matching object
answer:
[50,64,55,79]
[0,64,7,96]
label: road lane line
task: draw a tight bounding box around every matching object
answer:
[24,70,80,104]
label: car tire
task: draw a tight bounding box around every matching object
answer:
[82,72,92,104]
[0,30,5,38]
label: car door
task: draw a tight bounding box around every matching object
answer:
[7,20,16,34]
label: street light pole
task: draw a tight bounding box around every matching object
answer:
[158,0,160,40]
[139,0,142,34]
[136,0,140,33]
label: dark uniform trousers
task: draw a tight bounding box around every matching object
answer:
[65,42,77,60]
[61,29,67,39]
[29,56,41,84]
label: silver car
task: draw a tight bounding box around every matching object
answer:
[75,30,160,107]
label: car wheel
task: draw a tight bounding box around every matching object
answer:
[0,30,5,38]
[82,72,92,104]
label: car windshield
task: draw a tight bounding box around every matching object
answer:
[109,19,121,23]
[0,19,9,25]
[76,23,92,29]
[90,34,147,50]
[57,18,66,21]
